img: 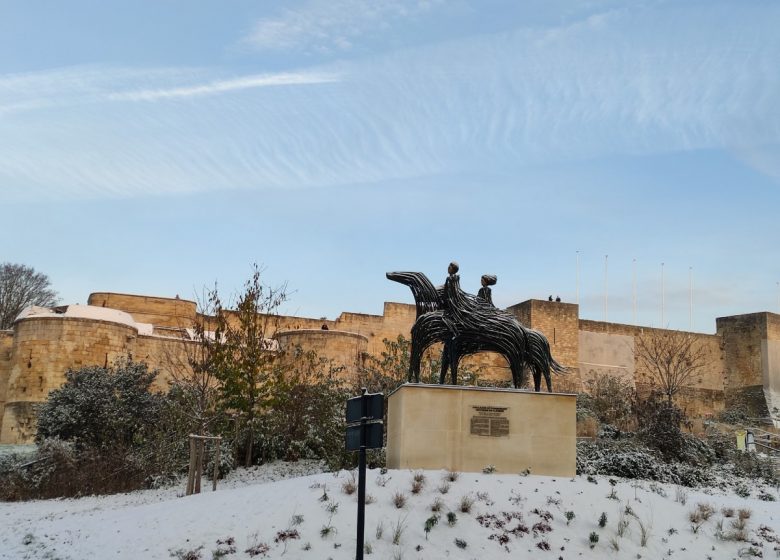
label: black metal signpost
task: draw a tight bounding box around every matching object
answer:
[345,388,384,560]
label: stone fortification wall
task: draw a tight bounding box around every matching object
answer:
[88,293,197,328]
[506,300,581,392]
[3,289,778,443]
[0,316,137,443]
[275,330,368,380]
[578,319,726,417]
[0,331,13,437]
[716,312,778,419]
[763,313,780,423]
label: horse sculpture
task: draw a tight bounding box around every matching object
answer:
[386,270,565,392]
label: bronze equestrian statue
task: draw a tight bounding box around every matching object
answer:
[386,266,564,392]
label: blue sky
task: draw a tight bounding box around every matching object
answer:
[1,0,779,333]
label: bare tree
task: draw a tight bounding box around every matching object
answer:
[0,263,58,329]
[634,329,707,402]
[161,284,225,435]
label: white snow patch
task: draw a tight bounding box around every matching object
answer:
[1,464,778,560]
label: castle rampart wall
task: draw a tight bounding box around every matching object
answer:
[578,319,726,416]
[2,290,778,443]
[0,316,138,443]
[87,292,197,328]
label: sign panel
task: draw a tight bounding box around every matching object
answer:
[346,422,384,451]
[346,393,384,424]
[469,405,510,437]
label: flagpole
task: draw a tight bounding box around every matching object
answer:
[604,254,608,322]
[661,262,665,327]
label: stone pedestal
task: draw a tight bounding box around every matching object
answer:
[386,384,576,477]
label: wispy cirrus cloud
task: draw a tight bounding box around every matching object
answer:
[243,0,445,52]
[0,1,778,201]
[107,71,341,102]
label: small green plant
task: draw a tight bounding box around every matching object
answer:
[617,512,630,538]
[318,488,329,502]
[589,531,599,549]
[446,512,457,526]
[454,538,467,549]
[324,501,339,514]
[598,512,607,528]
[565,510,576,525]
[320,524,337,539]
[424,514,440,539]
[392,516,407,545]
[636,515,652,547]
[291,514,304,526]
[668,527,678,535]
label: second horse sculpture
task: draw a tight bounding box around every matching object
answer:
[386,269,564,392]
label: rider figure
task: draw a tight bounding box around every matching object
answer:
[477,274,497,307]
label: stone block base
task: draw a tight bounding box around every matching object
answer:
[386,384,576,477]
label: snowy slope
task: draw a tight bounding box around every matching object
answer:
[1,465,778,560]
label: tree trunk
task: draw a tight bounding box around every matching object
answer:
[244,429,253,467]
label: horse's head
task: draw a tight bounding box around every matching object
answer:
[386,271,419,287]
[386,271,442,317]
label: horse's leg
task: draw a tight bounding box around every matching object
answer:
[533,367,541,392]
[509,359,521,389]
[544,368,552,392]
[439,343,450,384]
[409,327,422,383]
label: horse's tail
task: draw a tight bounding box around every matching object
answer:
[550,357,567,375]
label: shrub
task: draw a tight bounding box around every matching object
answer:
[342,472,357,495]
[589,531,599,548]
[392,492,407,509]
[634,391,687,461]
[583,374,635,429]
[454,538,467,549]
[598,512,608,528]
[446,512,457,526]
[459,494,474,513]
[564,511,575,525]
[36,359,163,450]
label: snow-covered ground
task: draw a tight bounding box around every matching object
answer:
[1,464,778,560]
